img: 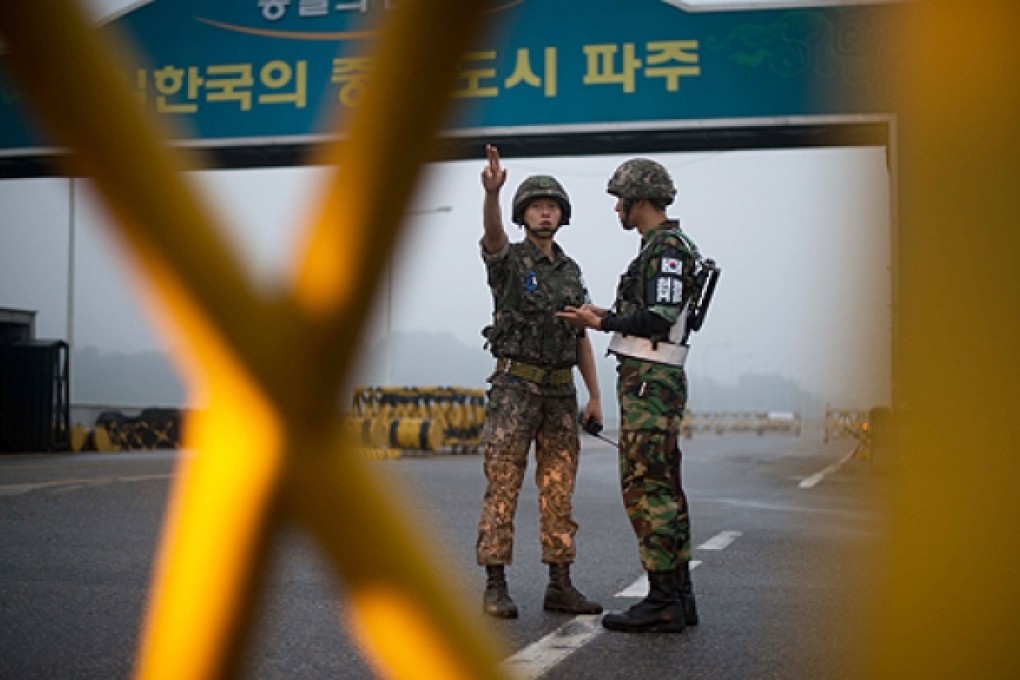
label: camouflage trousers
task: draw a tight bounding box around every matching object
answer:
[476,377,581,566]
[616,358,692,572]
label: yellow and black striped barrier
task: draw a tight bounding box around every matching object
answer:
[680,410,802,438]
[351,386,486,455]
[823,405,895,467]
[823,404,869,444]
[69,408,185,453]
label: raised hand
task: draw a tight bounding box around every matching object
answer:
[481,144,507,194]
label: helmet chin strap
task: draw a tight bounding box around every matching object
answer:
[619,198,637,230]
[526,225,559,239]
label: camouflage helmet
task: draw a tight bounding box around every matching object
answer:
[511,175,571,226]
[606,158,676,206]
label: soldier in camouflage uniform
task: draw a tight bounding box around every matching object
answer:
[476,144,603,619]
[558,158,701,633]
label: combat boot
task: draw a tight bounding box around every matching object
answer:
[602,570,686,633]
[676,560,699,626]
[482,565,518,619]
[543,563,603,615]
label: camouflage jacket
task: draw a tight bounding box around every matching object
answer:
[481,237,589,368]
[613,220,700,342]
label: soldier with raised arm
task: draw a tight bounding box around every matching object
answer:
[476,144,603,619]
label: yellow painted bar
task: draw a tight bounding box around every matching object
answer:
[872,2,1020,677]
[137,362,285,679]
[0,0,508,678]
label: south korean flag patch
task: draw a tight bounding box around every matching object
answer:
[654,256,684,304]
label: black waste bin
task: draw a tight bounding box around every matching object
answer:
[0,340,70,452]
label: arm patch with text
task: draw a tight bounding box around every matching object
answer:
[646,255,684,306]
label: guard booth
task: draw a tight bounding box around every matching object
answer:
[0,307,35,343]
[0,308,70,453]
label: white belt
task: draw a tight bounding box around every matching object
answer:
[608,333,689,367]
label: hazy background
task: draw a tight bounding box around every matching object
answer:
[0,0,893,425]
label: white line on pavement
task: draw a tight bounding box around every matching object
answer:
[615,529,740,598]
[798,447,857,489]
[616,560,702,598]
[503,529,741,678]
[501,615,603,680]
[697,529,743,551]
[0,474,170,496]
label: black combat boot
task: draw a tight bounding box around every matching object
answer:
[543,563,603,615]
[676,561,699,626]
[602,570,686,633]
[482,565,518,619]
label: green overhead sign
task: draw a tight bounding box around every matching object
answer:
[0,0,898,163]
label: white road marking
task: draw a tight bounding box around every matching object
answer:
[501,615,602,680]
[698,529,743,551]
[504,529,741,678]
[617,560,702,598]
[798,447,857,489]
[617,574,648,599]
[0,474,170,496]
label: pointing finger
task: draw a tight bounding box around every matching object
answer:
[486,144,500,172]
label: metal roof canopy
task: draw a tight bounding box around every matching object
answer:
[0,119,890,178]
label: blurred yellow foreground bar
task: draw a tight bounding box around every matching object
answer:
[0,1,509,679]
[2,1,1020,679]
[874,2,1020,678]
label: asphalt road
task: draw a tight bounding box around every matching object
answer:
[0,430,885,679]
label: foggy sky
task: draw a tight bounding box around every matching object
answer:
[0,0,893,416]
[0,147,892,416]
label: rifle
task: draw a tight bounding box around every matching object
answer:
[682,257,720,345]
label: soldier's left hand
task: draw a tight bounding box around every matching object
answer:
[582,399,603,432]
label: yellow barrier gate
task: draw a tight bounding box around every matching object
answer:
[0,2,507,679]
[6,2,1020,678]
[823,405,874,463]
[351,386,486,455]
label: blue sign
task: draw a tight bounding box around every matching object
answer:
[0,0,898,160]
